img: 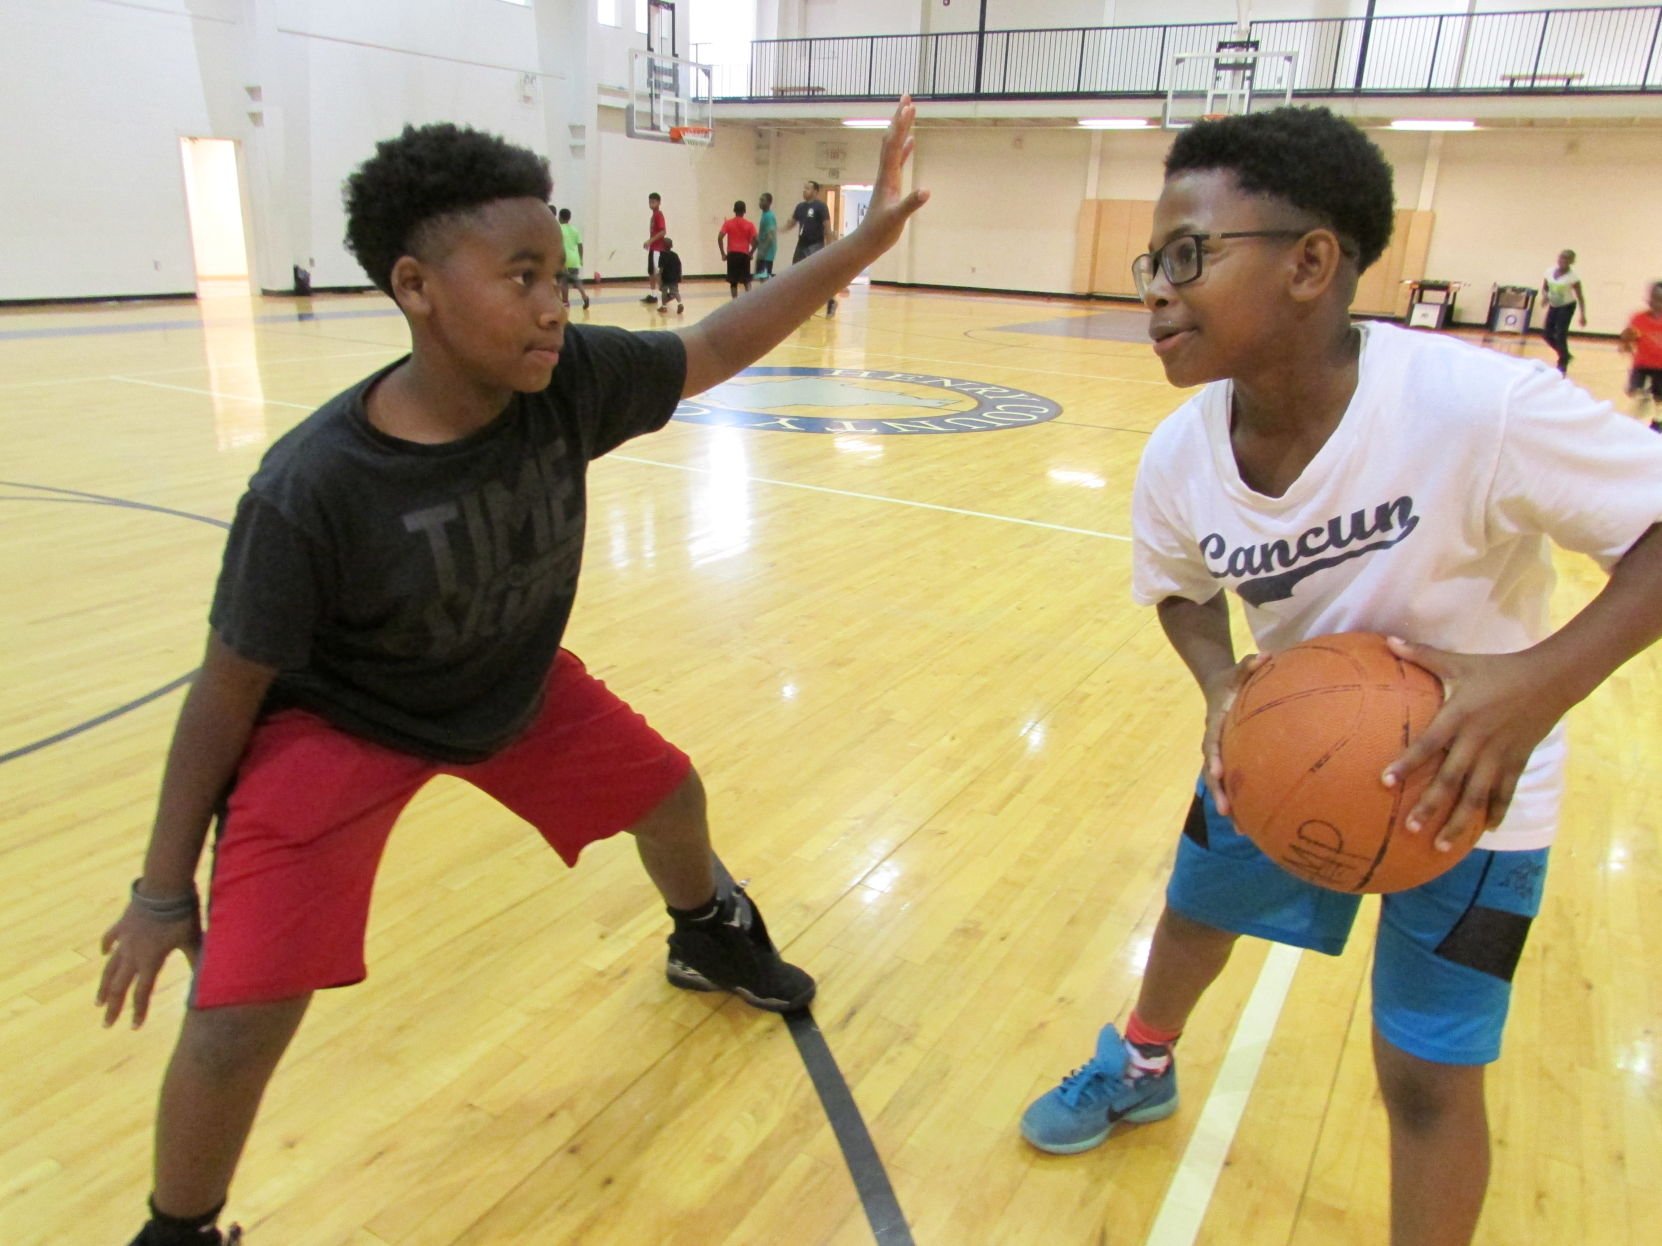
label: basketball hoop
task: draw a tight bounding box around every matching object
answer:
[669,124,712,146]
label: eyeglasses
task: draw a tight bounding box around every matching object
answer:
[1131,230,1311,300]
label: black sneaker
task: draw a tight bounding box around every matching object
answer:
[129,1222,242,1245]
[667,886,816,1013]
[640,294,658,303]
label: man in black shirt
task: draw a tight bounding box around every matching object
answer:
[786,179,838,316]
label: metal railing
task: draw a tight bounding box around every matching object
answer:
[696,6,1662,101]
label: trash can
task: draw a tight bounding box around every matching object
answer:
[1407,280,1456,329]
[1488,285,1535,334]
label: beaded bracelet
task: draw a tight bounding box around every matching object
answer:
[130,879,199,922]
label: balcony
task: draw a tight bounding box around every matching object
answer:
[697,6,1662,103]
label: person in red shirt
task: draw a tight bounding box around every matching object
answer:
[1620,280,1662,431]
[717,200,759,299]
[641,192,667,303]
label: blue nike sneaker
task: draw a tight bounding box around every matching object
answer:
[1021,1023,1179,1154]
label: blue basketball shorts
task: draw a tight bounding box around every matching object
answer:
[1167,778,1550,1065]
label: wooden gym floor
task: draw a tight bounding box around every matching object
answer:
[1,280,1657,1245]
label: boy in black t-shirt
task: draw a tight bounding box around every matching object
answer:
[655,237,684,315]
[101,101,929,1246]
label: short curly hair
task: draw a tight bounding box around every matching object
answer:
[343,123,553,295]
[1166,107,1395,272]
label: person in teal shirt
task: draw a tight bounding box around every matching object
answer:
[754,192,778,281]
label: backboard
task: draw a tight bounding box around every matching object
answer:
[1163,46,1297,129]
[626,49,714,146]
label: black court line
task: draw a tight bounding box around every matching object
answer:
[785,1009,916,1246]
[1,481,228,766]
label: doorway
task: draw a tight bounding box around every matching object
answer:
[178,137,251,294]
[824,183,876,284]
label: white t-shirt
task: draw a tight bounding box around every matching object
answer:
[1543,268,1581,307]
[1132,321,1662,850]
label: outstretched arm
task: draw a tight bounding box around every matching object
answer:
[676,98,929,397]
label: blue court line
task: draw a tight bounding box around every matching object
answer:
[786,1009,915,1245]
[0,481,226,766]
[0,306,405,342]
[0,289,668,343]
[0,672,198,767]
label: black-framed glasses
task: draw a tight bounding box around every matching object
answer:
[1131,230,1310,299]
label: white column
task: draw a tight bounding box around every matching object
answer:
[534,0,595,227]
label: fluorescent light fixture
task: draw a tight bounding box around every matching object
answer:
[1078,118,1150,129]
[1389,119,1477,131]
[842,118,889,128]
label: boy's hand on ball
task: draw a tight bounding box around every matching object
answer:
[1381,637,1564,850]
[1202,653,1266,815]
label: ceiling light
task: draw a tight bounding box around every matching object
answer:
[1078,118,1150,130]
[842,119,889,128]
[1389,119,1477,131]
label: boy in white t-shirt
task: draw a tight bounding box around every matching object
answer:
[1020,107,1662,1246]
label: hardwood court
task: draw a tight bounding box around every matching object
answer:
[2,282,1657,1245]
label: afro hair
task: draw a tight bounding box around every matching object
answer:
[1166,107,1395,272]
[343,123,553,295]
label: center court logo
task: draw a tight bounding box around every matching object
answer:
[673,366,1063,435]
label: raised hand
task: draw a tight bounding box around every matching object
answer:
[852,96,930,254]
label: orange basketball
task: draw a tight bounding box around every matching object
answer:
[1218,631,1460,894]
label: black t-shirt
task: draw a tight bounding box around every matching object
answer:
[792,199,830,247]
[209,325,686,762]
[658,249,683,285]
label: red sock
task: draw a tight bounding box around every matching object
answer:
[1125,1012,1182,1050]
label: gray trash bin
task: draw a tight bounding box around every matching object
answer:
[1489,285,1535,334]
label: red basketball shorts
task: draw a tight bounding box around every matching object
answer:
[191,650,691,1008]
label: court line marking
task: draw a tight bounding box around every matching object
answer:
[609,454,1134,543]
[1144,942,1303,1246]
[786,1010,916,1246]
[0,481,227,767]
[770,340,1176,387]
[0,672,198,767]
[109,376,314,408]
[0,348,395,391]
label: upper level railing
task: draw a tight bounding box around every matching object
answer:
[696,6,1662,101]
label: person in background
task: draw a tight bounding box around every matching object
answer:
[1539,249,1588,374]
[656,237,684,315]
[718,200,758,299]
[754,192,778,282]
[557,207,590,310]
[642,191,668,303]
[784,180,836,316]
